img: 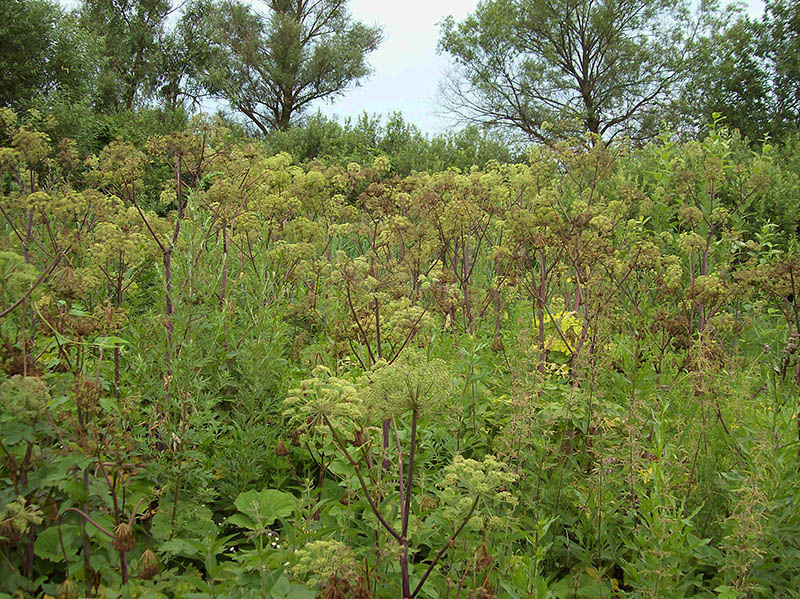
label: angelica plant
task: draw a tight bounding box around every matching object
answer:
[285,351,517,598]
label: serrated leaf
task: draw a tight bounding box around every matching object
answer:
[0,422,34,445]
[34,526,65,562]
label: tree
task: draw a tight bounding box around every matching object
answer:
[156,3,216,111]
[0,0,96,110]
[80,0,176,111]
[670,0,799,142]
[438,0,701,143]
[765,0,800,132]
[197,0,382,134]
[672,7,774,141]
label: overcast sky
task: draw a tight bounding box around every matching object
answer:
[313,0,477,134]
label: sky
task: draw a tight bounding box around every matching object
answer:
[312,0,477,134]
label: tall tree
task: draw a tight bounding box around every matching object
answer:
[438,0,702,143]
[0,0,96,110]
[156,3,216,111]
[671,1,799,142]
[197,0,382,134]
[765,0,800,132]
[672,6,774,141]
[80,0,176,111]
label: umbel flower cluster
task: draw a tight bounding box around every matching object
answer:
[1,108,799,598]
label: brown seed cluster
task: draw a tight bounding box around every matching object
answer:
[113,522,135,552]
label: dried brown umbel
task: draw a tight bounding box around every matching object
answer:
[475,544,494,572]
[137,548,159,580]
[57,578,79,599]
[74,377,102,411]
[574,211,592,228]
[290,428,302,446]
[419,496,438,512]
[275,439,289,457]
[71,314,99,337]
[113,522,135,552]
[351,429,368,446]
[470,580,496,599]
[318,572,370,599]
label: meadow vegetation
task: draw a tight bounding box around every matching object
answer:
[1,107,799,598]
[2,0,800,597]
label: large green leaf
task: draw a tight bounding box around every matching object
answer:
[233,489,296,529]
[34,526,66,562]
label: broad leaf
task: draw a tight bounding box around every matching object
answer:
[233,489,296,529]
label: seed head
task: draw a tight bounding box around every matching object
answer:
[58,578,79,599]
[275,439,289,457]
[113,522,135,552]
[138,548,159,580]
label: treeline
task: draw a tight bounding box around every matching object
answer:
[2,0,799,159]
[0,109,799,597]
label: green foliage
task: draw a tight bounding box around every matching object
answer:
[765,0,800,131]
[1,113,800,599]
[675,7,775,141]
[231,488,296,532]
[439,0,700,143]
[264,112,519,173]
[673,0,800,142]
[197,0,382,133]
[0,0,97,111]
[80,0,174,111]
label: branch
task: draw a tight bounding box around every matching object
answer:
[410,494,480,598]
[322,414,401,541]
[0,248,68,319]
[62,507,114,539]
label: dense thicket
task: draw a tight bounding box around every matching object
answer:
[261,112,520,175]
[1,107,799,598]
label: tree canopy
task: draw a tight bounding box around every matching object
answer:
[1,0,799,145]
[673,8,772,140]
[766,0,800,132]
[670,0,800,142]
[438,0,701,143]
[0,0,96,110]
[80,0,176,111]
[196,0,382,133]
